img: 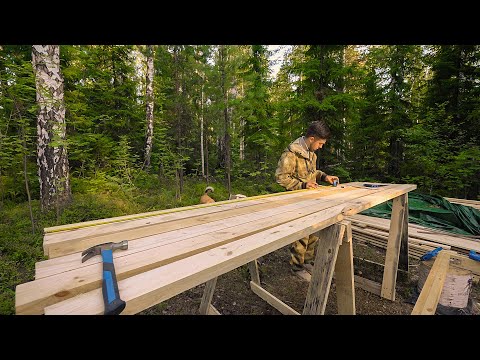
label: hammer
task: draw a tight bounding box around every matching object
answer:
[81,240,128,315]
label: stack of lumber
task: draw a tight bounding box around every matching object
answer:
[15,183,416,315]
[444,197,480,210]
[347,214,480,258]
[347,214,480,280]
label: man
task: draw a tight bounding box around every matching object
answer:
[275,120,340,282]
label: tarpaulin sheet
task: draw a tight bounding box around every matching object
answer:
[360,192,480,236]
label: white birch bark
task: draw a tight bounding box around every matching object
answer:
[144,45,155,170]
[200,77,205,177]
[32,45,71,211]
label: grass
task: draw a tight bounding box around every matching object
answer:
[0,173,282,315]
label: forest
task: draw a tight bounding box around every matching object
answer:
[0,45,479,314]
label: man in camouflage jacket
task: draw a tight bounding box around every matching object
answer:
[275,120,339,281]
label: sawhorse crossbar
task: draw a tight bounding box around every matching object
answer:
[198,220,355,315]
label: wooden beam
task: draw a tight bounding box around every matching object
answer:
[207,304,221,315]
[23,191,381,314]
[353,275,381,296]
[340,184,416,216]
[43,189,344,258]
[250,281,299,315]
[348,214,480,253]
[248,260,261,285]
[302,223,345,315]
[381,194,407,301]
[36,187,372,279]
[43,204,348,315]
[37,184,416,315]
[449,254,480,277]
[199,277,217,315]
[44,187,328,233]
[411,251,452,315]
[399,194,409,272]
[335,221,355,315]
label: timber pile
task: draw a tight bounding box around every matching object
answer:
[15,183,417,315]
[347,213,480,280]
[347,214,480,258]
[444,197,480,210]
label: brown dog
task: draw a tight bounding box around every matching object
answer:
[200,186,216,204]
[200,186,246,204]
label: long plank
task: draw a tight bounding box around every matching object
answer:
[44,186,342,244]
[37,184,410,281]
[353,276,381,296]
[38,184,411,282]
[250,281,300,315]
[411,251,451,315]
[351,227,452,248]
[36,187,371,279]
[341,184,416,216]
[43,187,328,233]
[44,204,349,314]
[348,214,480,252]
[35,184,415,315]
[44,187,346,258]
[20,189,375,314]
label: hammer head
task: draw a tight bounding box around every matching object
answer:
[81,240,128,263]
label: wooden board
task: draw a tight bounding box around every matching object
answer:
[16,182,417,315]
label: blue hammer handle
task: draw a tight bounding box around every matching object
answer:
[420,247,443,261]
[469,250,480,262]
[101,249,126,315]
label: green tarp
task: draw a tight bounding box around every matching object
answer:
[360,192,480,236]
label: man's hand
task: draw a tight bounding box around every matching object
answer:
[304,181,319,189]
[325,175,340,185]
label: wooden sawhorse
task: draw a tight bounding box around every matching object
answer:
[198,220,355,315]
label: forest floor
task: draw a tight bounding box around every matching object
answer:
[139,241,480,316]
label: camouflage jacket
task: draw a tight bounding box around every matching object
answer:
[275,136,328,191]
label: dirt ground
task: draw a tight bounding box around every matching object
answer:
[139,241,480,316]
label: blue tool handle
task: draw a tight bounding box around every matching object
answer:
[420,247,443,261]
[469,250,480,262]
[101,249,126,315]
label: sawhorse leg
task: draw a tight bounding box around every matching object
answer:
[199,277,221,315]
[303,221,355,315]
[334,221,355,315]
[381,193,409,301]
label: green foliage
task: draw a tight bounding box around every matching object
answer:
[2,44,480,314]
[0,200,45,314]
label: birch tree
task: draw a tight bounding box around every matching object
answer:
[219,45,231,194]
[144,45,155,171]
[32,45,71,212]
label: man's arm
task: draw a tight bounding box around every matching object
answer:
[316,170,340,185]
[315,170,328,183]
[275,152,304,190]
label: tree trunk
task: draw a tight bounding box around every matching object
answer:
[219,45,231,194]
[32,45,71,212]
[144,45,155,171]
[239,80,245,161]
[200,75,205,178]
[21,125,35,234]
[173,46,183,197]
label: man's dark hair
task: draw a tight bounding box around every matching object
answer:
[305,120,331,139]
